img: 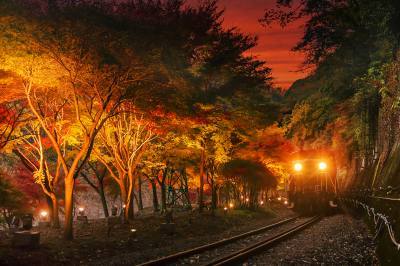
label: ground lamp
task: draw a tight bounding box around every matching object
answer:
[129,228,137,241]
[40,211,48,222]
[78,207,85,216]
[77,206,88,224]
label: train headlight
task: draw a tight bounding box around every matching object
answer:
[319,162,327,170]
[294,163,303,172]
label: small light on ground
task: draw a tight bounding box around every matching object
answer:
[78,207,84,212]
[284,200,288,205]
[130,229,137,232]
[224,207,228,211]
[40,211,48,218]
[260,201,264,205]
[277,197,282,201]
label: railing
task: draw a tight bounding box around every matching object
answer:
[341,198,400,250]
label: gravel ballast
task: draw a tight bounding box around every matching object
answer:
[247,214,378,265]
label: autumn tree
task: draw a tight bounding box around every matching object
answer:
[0,3,158,238]
[13,120,63,228]
[94,105,156,221]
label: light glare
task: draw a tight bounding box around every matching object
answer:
[319,162,327,170]
[294,163,302,172]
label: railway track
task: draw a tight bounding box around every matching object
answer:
[139,215,320,266]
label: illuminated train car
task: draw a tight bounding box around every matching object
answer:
[286,150,338,214]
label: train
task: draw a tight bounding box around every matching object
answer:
[286,150,338,215]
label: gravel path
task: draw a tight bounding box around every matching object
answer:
[247,214,378,265]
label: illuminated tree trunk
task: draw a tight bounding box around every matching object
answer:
[64,177,75,240]
[50,194,60,228]
[118,181,129,222]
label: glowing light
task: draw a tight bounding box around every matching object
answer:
[40,211,48,218]
[294,163,302,172]
[229,203,234,208]
[260,201,264,205]
[240,195,244,199]
[284,200,288,205]
[130,229,137,232]
[319,162,327,170]
[122,204,126,208]
[245,198,249,202]
[277,197,282,201]
[224,207,228,211]
[78,207,84,212]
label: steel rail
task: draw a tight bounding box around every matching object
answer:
[138,216,300,266]
[207,216,320,266]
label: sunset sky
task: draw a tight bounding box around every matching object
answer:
[192,0,308,89]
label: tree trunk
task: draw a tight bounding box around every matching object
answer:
[118,181,129,223]
[50,193,60,228]
[129,192,135,219]
[98,184,109,218]
[45,195,53,223]
[150,180,159,212]
[160,181,167,213]
[138,176,144,211]
[198,148,205,213]
[211,183,217,210]
[63,177,74,240]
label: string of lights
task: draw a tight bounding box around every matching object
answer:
[341,198,400,250]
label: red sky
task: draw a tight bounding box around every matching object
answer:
[190,0,308,89]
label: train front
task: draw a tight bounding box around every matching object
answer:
[286,153,338,215]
